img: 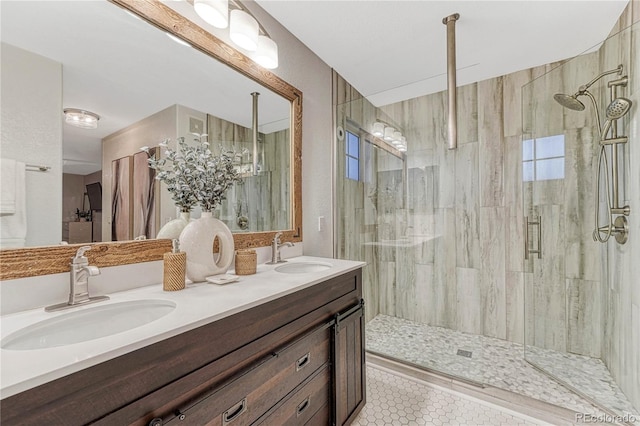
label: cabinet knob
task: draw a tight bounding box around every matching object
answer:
[148,418,163,426]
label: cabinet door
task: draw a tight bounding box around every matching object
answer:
[333,300,365,426]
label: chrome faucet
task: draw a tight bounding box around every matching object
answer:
[266,232,294,265]
[45,246,109,312]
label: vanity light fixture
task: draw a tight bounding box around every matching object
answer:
[193,0,278,69]
[230,9,259,51]
[63,108,100,130]
[255,35,278,70]
[194,0,228,28]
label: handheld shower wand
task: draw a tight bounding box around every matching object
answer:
[553,65,632,244]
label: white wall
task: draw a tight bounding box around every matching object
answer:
[1,43,63,246]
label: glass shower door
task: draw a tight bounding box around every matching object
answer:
[522,26,639,417]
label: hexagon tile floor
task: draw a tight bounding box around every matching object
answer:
[352,365,541,425]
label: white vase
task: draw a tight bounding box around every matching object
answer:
[179,211,235,282]
[156,212,191,240]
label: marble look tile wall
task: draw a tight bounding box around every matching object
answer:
[599,2,640,411]
[207,115,290,232]
[334,3,639,411]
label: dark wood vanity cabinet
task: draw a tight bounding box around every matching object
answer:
[1,268,365,426]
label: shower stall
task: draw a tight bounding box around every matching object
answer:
[334,20,639,420]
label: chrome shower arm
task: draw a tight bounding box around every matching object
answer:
[577,64,623,94]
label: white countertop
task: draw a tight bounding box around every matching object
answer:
[0,256,364,399]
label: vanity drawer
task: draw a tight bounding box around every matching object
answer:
[166,324,331,426]
[255,364,331,426]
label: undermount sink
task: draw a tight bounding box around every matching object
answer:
[1,299,176,351]
[275,261,332,274]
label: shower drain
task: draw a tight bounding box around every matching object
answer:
[457,349,473,358]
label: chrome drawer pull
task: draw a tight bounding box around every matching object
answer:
[222,398,247,425]
[296,397,310,417]
[296,352,310,371]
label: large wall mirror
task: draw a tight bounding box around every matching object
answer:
[0,0,302,279]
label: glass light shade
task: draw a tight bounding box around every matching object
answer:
[230,9,259,51]
[397,145,407,152]
[64,109,99,129]
[255,35,278,69]
[194,0,228,28]
[393,131,402,143]
[383,127,395,141]
[372,122,385,137]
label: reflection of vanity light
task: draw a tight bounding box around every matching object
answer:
[63,109,100,130]
[165,33,192,48]
[383,127,395,141]
[372,122,385,137]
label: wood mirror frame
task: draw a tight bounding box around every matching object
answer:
[0,0,302,281]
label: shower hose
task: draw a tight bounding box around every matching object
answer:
[593,144,613,242]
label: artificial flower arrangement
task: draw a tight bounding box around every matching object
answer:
[141,134,240,212]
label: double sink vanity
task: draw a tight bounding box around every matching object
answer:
[1,256,365,425]
[1,1,364,424]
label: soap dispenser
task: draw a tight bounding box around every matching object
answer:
[163,239,186,291]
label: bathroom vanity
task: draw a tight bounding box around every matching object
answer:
[0,257,365,426]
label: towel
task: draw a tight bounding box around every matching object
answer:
[0,160,27,248]
[1,158,17,214]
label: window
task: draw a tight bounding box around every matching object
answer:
[346,131,360,181]
[523,135,565,182]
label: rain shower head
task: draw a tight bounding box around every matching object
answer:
[605,97,632,119]
[553,93,586,111]
[552,65,623,129]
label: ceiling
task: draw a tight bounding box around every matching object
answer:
[256,0,629,106]
[1,1,289,175]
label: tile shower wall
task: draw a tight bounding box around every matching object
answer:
[335,2,639,411]
[600,2,640,410]
[336,67,558,345]
[207,115,290,233]
[524,4,640,411]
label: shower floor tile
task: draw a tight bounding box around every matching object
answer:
[366,314,639,421]
[353,364,541,426]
